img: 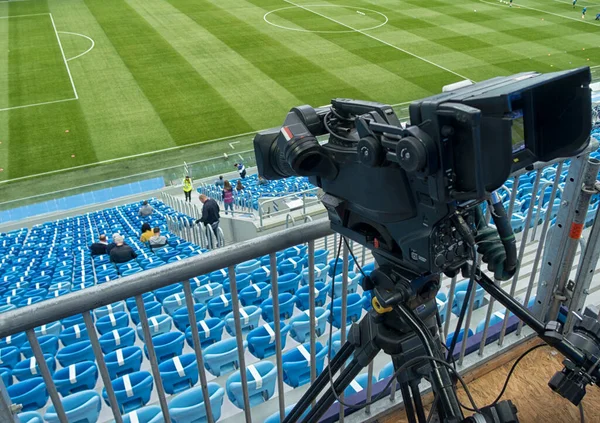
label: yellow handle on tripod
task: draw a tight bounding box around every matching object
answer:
[372,296,393,314]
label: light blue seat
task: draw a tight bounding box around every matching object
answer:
[203,337,247,377]
[154,284,183,303]
[209,268,229,285]
[295,282,329,310]
[264,404,309,423]
[143,332,185,364]
[330,272,361,298]
[54,361,98,396]
[57,340,95,367]
[328,257,356,277]
[0,304,17,315]
[436,292,449,324]
[125,292,155,312]
[261,293,297,322]
[1,367,11,386]
[18,411,44,423]
[0,332,27,349]
[223,273,252,293]
[278,256,305,275]
[173,304,208,332]
[329,328,350,358]
[185,318,226,349]
[96,312,130,335]
[60,324,89,346]
[7,377,48,411]
[45,390,102,423]
[289,307,330,343]
[136,314,173,341]
[131,301,162,325]
[193,283,223,304]
[235,259,260,275]
[330,293,364,328]
[226,361,277,409]
[277,273,302,295]
[159,353,198,394]
[285,244,308,259]
[163,293,188,316]
[452,280,485,315]
[21,335,59,358]
[99,327,136,354]
[168,382,225,423]
[344,373,377,397]
[239,282,271,307]
[207,294,233,319]
[94,301,126,319]
[250,265,272,284]
[224,306,262,336]
[12,354,56,381]
[121,405,164,423]
[379,361,394,380]
[105,347,143,380]
[301,263,329,286]
[34,321,62,338]
[102,371,154,414]
[247,322,291,359]
[282,342,328,387]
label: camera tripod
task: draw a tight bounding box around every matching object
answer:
[283,264,519,423]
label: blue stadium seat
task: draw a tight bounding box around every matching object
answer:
[21,335,59,358]
[203,337,247,377]
[34,321,61,338]
[236,259,261,275]
[94,301,126,319]
[209,268,229,285]
[0,332,27,349]
[59,324,89,346]
[7,377,48,411]
[207,294,233,319]
[295,282,329,310]
[62,314,87,329]
[328,257,356,277]
[1,367,11,387]
[436,292,449,324]
[159,353,198,394]
[278,256,305,275]
[247,322,290,360]
[143,332,185,364]
[344,373,377,398]
[121,405,164,423]
[17,412,44,423]
[136,314,173,340]
[224,306,262,336]
[131,301,162,325]
[446,328,474,347]
[45,390,102,423]
[99,327,136,354]
[285,245,308,259]
[173,304,208,332]
[452,280,485,315]
[168,383,225,423]
[330,293,364,328]
[12,355,56,382]
[301,263,329,286]
[261,293,297,322]
[227,361,277,409]
[328,328,350,358]
[188,275,209,290]
[239,282,271,307]
[282,342,327,387]
[105,347,143,380]
[259,252,284,266]
[311,249,329,266]
[162,293,188,316]
[329,272,361,298]
[289,307,330,343]
[154,284,183,303]
[476,311,506,333]
[250,265,272,284]
[96,312,130,335]
[125,293,155,312]
[277,273,302,295]
[102,371,154,414]
[193,283,223,305]
[57,340,95,367]
[185,318,226,349]
[223,273,252,293]
[53,361,98,396]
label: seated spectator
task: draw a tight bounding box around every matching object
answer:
[138,200,153,217]
[110,235,138,264]
[106,233,121,255]
[258,175,268,185]
[215,175,224,188]
[149,227,167,248]
[90,234,108,256]
[236,180,244,192]
[140,222,153,243]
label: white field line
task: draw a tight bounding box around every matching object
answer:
[480,0,600,26]
[49,13,78,99]
[59,31,95,62]
[0,97,77,112]
[552,0,600,6]
[0,13,50,19]
[283,0,472,82]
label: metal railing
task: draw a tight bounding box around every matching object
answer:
[2,151,600,423]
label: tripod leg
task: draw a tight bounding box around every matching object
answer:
[400,381,418,423]
[410,380,427,423]
[283,342,355,423]
[299,359,364,423]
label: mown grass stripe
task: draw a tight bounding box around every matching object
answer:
[166,0,367,105]
[48,0,177,161]
[83,0,254,145]
[0,16,9,180]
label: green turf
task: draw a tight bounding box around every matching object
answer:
[1,0,599,203]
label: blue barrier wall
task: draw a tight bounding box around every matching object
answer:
[0,177,165,224]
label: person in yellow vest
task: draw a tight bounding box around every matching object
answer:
[183,176,193,202]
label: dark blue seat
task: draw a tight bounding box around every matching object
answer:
[45,390,102,423]
[185,318,226,349]
[223,273,252,293]
[282,342,328,388]
[7,377,48,411]
[59,324,89,347]
[57,340,95,367]
[105,347,143,380]
[53,361,98,396]
[226,361,277,409]
[224,306,261,336]
[159,353,198,394]
[207,293,233,319]
[102,371,154,414]
[295,282,329,310]
[239,282,271,307]
[12,354,56,381]
[247,322,291,359]
[21,335,59,358]
[168,383,225,423]
[143,332,185,364]
[95,312,130,335]
[99,327,136,354]
[173,304,207,332]
[261,293,297,322]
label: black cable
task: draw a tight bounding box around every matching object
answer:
[579,402,585,423]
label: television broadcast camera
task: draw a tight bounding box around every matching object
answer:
[254,68,600,423]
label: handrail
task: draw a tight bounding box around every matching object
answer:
[0,220,332,338]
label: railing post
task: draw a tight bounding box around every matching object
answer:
[270,253,286,421]
[0,375,19,422]
[308,240,317,392]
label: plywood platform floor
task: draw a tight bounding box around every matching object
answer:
[379,345,600,423]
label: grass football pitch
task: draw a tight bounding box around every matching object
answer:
[0,0,599,201]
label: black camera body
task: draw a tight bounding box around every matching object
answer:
[254,68,591,277]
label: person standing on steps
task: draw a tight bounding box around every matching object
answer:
[183,175,193,202]
[222,180,235,215]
